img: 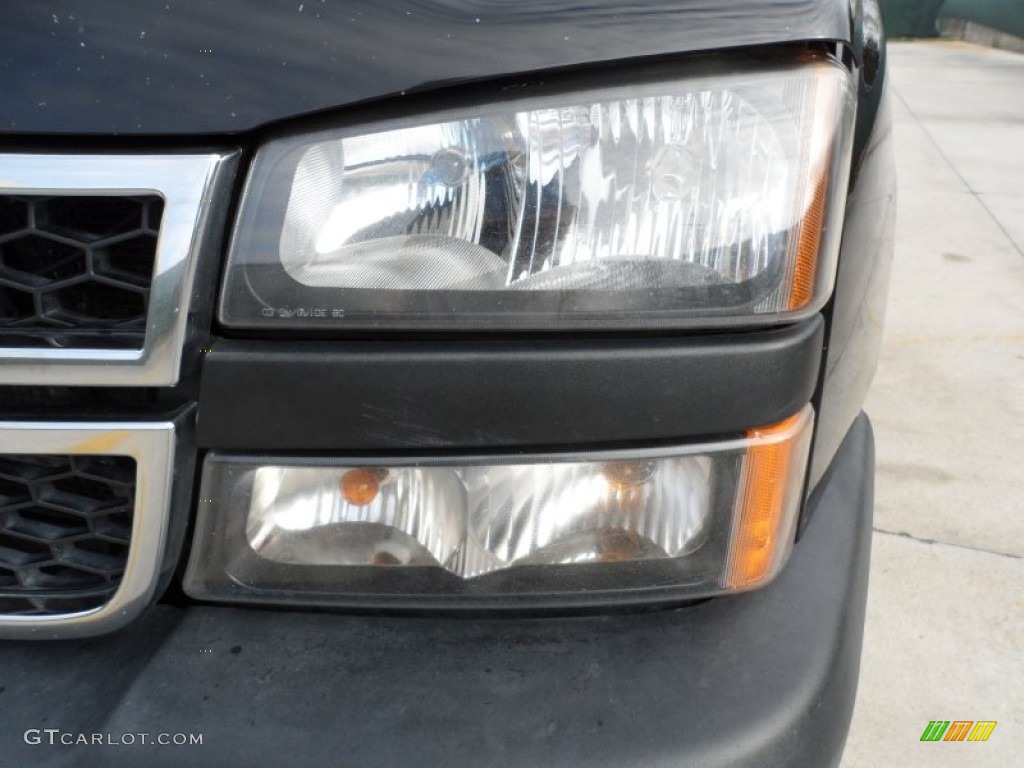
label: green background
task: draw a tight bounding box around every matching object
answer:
[881,0,1024,38]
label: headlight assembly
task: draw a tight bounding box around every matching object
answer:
[220,56,855,331]
[184,407,814,610]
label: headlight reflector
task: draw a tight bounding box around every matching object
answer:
[184,407,813,610]
[220,57,855,330]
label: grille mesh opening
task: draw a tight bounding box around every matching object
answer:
[0,454,136,616]
[0,195,163,350]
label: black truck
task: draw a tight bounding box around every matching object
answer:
[0,1,894,765]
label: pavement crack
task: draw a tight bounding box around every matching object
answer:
[892,84,1024,260]
[872,526,1022,559]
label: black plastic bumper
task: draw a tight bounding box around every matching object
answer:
[0,414,873,768]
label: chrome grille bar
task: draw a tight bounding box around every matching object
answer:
[0,422,175,639]
[0,152,236,385]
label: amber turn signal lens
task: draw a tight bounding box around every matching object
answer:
[725,412,809,589]
[788,171,827,310]
[786,69,847,311]
[601,460,657,490]
[340,468,387,506]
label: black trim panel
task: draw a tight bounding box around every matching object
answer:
[197,316,823,451]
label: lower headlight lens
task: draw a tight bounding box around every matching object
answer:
[184,407,813,610]
[220,56,855,331]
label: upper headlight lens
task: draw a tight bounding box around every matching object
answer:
[221,56,855,330]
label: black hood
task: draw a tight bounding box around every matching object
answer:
[2,0,853,136]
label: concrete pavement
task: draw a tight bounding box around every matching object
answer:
[841,41,1024,767]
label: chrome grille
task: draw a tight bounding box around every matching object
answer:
[0,195,163,350]
[0,423,175,638]
[0,152,235,387]
[0,455,135,616]
[0,150,235,638]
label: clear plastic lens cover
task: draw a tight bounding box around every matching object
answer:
[245,457,712,577]
[184,408,813,610]
[221,57,855,330]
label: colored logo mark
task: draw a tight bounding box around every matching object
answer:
[920,721,997,742]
